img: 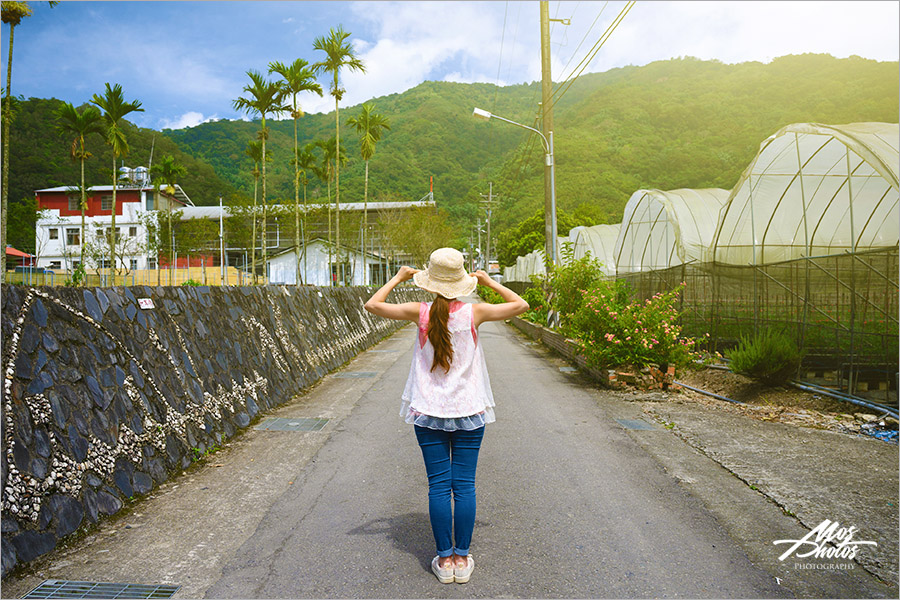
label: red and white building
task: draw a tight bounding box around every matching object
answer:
[34,179,192,273]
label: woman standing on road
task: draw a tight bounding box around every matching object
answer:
[364,247,529,584]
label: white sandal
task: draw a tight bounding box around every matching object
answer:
[454,555,475,584]
[431,556,455,584]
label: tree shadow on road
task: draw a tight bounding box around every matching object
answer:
[347,512,435,572]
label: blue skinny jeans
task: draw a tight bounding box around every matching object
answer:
[414,425,485,558]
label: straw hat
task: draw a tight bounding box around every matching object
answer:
[413,248,477,299]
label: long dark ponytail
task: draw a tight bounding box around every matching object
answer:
[428,295,453,372]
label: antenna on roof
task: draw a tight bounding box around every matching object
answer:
[148,135,156,181]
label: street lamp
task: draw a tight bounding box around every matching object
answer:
[473,108,558,265]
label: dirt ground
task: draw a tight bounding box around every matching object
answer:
[657,366,900,442]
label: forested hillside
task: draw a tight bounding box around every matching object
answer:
[5,54,897,257]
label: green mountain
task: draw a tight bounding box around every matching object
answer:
[4,53,897,257]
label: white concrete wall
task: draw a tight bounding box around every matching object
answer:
[268,242,388,286]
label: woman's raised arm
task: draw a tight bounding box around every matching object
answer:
[471,270,529,327]
[364,265,422,322]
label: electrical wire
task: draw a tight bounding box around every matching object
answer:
[557,2,608,83]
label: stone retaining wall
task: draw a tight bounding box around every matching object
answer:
[0,284,426,577]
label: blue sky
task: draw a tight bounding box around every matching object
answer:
[3,1,898,130]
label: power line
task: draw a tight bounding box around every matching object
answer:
[558,2,608,83]
[549,0,635,111]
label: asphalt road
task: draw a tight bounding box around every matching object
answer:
[202,317,787,599]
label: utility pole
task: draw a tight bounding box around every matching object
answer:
[476,220,483,271]
[540,1,554,264]
[479,182,500,275]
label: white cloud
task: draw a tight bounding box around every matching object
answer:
[160,111,218,130]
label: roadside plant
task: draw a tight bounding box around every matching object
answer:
[547,250,605,332]
[520,285,548,325]
[570,281,703,370]
[727,329,804,385]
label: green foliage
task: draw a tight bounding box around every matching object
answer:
[520,285,548,324]
[546,253,606,331]
[181,279,202,287]
[476,284,503,304]
[571,282,703,370]
[727,329,804,385]
[495,207,587,267]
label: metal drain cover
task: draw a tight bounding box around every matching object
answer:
[255,417,329,432]
[22,580,180,599]
[615,418,657,430]
[333,371,377,378]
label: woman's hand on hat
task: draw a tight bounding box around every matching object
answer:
[472,270,492,286]
[396,265,419,282]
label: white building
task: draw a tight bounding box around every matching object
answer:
[267,239,390,286]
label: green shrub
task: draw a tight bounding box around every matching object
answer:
[476,284,503,304]
[570,281,704,370]
[547,253,605,330]
[520,285,549,324]
[727,330,804,385]
[181,278,202,287]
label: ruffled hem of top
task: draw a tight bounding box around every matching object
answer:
[400,400,495,432]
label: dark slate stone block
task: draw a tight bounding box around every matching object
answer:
[216,351,228,370]
[164,435,181,467]
[39,502,52,529]
[26,373,48,395]
[1,518,19,534]
[68,427,89,463]
[49,494,84,538]
[2,535,18,578]
[246,396,259,418]
[99,332,116,352]
[12,438,30,472]
[32,298,48,327]
[15,352,33,380]
[95,289,110,315]
[83,289,103,322]
[130,414,143,436]
[85,375,105,408]
[99,367,115,388]
[34,349,48,375]
[125,302,137,321]
[33,428,51,458]
[132,471,152,495]
[82,488,99,523]
[47,391,68,429]
[30,457,47,480]
[113,468,133,499]
[21,323,41,354]
[128,360,145,389]
[85,472,103,488]
[11,530,56,563]
[146,458,167,484]
[115,365,126,386]
[234,411,250,428]
[96,491,122,516]
[72,409,90,438]
[61,367,82,383]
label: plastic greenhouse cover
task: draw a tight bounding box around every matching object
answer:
[712,122,899,265]
[614,188,729,273]
[570,224,621,276]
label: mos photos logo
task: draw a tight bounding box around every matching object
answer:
[773,519,877,570]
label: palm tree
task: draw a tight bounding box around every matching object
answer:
[269,59,322,286]
[90,82,143,278]
[1,1,57,279]
[244,139,270,284]
[296,143,318,283]
[312,26,366,282]
[55,101,103,279]
[314,137,346,285]
[346,103,389,283]
[149,154,186,279]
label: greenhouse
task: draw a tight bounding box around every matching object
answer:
[569,224,620,276]
[614,188,730,274]
[712,122,899,265]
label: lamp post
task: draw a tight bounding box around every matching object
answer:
[472,107,558,265]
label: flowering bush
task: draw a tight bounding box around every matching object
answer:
[570,281,704,370]
[520,285,549,325]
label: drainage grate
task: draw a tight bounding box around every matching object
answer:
[333,371,377,378]
[559,366,578,373]
[615,418,658,431]
[255,417,329,432]
[22,580,180,599]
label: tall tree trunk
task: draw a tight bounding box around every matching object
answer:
[363,159,369,285]
[302,181,308,283]
[293,113,301,285]
[1,22,16,281]
[251,174,258,284]
[334,93,340,284]
[327,178,332,285]
[110,153,117,282]
[80,156,86,279]
[261,120,268,284]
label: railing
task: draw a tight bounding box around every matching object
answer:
[5,266,263,287]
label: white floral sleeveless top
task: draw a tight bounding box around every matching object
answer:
[400,301,495,429]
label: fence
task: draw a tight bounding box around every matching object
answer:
[5,265,262,288]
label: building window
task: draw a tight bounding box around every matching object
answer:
[105,227,119,244]
[145,192,154,211]
[49,228,58,240]
[66,228,80,245]
[129,226,138,238]
[98,259,110,270]
[101,195,113,211]
[330,262,351,286]
[130,259,138,271]
[49,261,61,270]
[147,257,157,270]
[68,195,80,211]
